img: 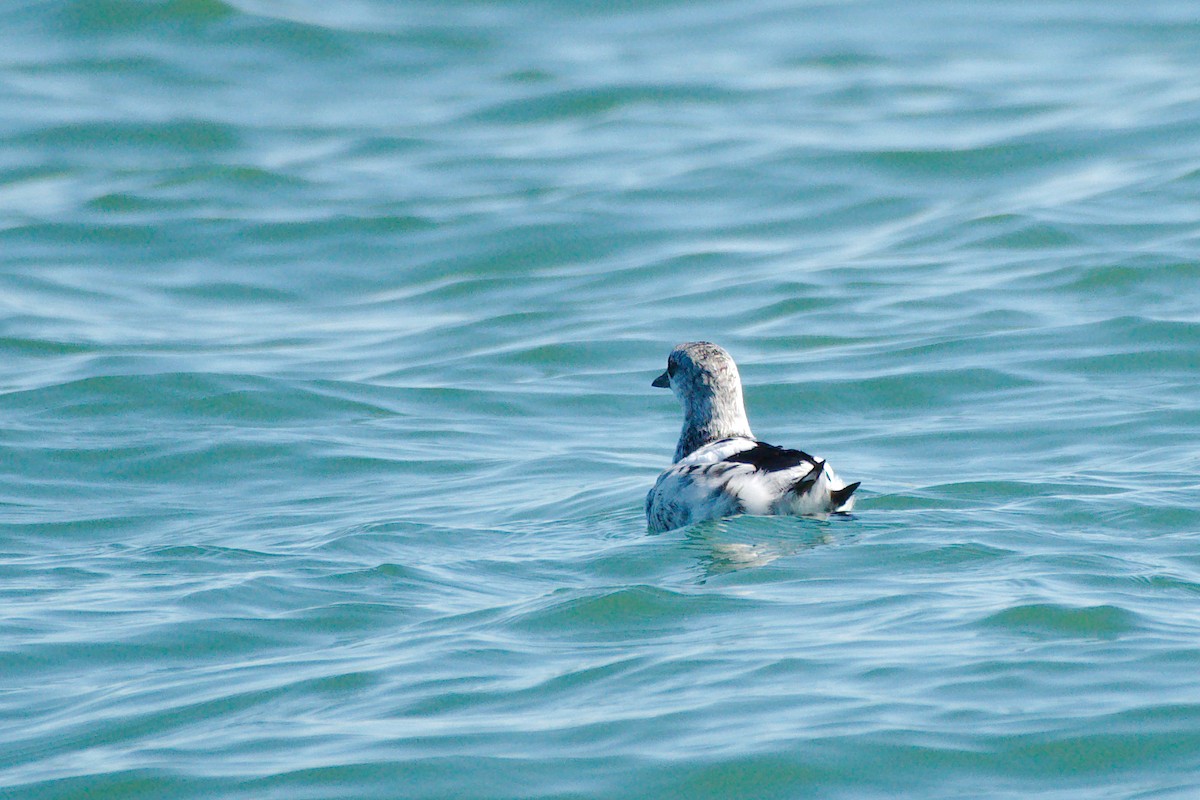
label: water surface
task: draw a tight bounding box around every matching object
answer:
[3,1,1200,798]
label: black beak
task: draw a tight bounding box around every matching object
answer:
[652,371,670,388]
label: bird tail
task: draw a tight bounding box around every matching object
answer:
[829,481,860,513]
[787,460,859,515]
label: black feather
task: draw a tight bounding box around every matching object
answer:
[829,482,860,509]
[726,441,818,473]
[790,459,824,495]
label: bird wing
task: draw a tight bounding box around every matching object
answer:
[648,438,832,530]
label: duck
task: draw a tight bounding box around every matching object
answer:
[646,341,859,533]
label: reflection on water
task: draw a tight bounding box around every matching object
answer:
[681,515,845,577]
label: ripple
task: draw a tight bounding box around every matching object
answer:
[507,585,753,639]
[56,0,236,33]
[980,603,1142,639]
[11,120,240,153]
[469,84,739,124]
[4,373,397,422]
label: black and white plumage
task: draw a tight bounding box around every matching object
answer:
[646,342,859,533]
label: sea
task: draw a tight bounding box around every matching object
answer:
[3,1,1199,798]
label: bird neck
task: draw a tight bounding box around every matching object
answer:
[674,388,753,461]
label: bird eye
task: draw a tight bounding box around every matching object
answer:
[667,361,676,378]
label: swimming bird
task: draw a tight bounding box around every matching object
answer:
[646,342,859,533]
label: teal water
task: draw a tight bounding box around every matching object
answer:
[3,1,1200,798]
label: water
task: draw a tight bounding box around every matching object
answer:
[3,1,1200,797]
